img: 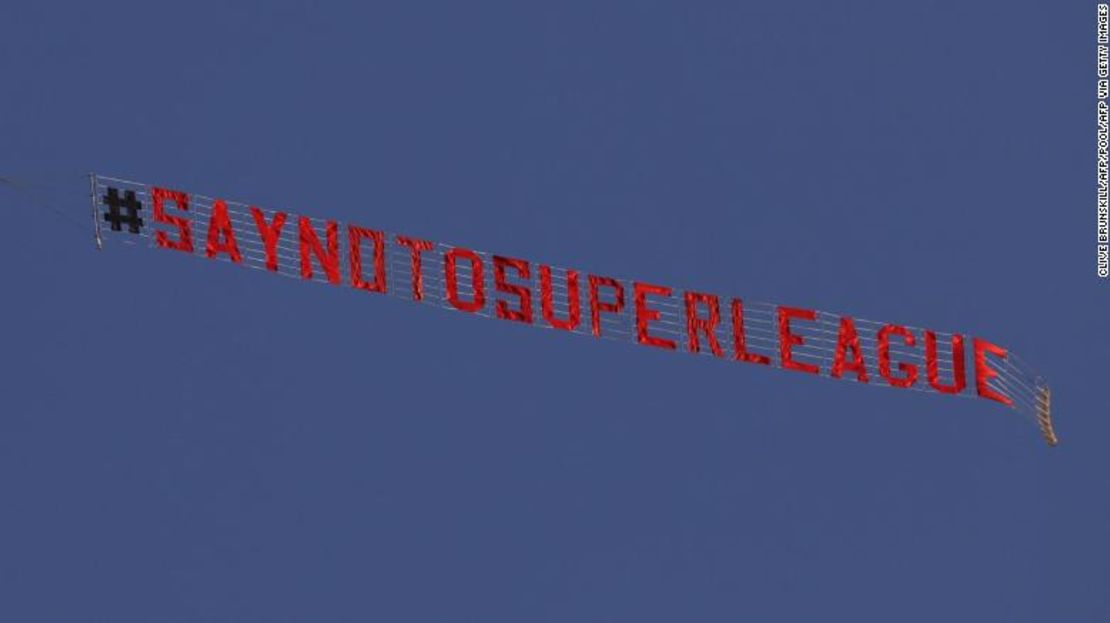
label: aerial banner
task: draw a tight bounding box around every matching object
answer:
[90,174,1057,446]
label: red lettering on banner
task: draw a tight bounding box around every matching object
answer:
[298,217,340,284]
[395,236,435,301]
[151,187,193,253]
[540,265,581,331]
[877,324,918,388]
[777,306,819,374]
[684,291,724,357]
[348,226,386,293]
[633,282,677,350]
[445,248,485,313]
[925,331,966,394]
[588,275,625,337]
[973,338,1013,406]
[250,208,287,272]
[93,176,1055,439]
[205,200,242,263]
[732,299,770,365]
[493,256,532,323]
[830,316,869,382]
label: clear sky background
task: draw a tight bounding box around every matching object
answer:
[1,2,1105,621]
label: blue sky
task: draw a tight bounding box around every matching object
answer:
[1,2,1105,621]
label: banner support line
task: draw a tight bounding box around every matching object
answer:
[1036,386,1057,447]
[89,173,102,250]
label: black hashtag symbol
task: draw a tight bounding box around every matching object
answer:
[102,187,144,234]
